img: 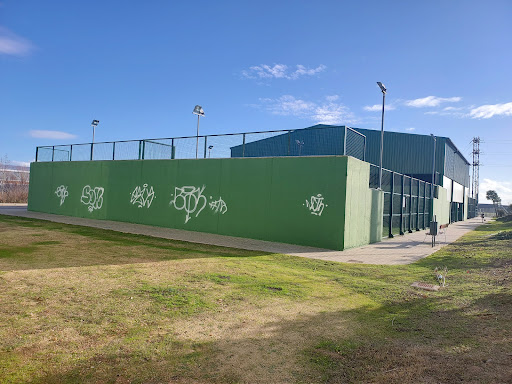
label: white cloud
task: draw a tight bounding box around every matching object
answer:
[29,130,77,140]
[258,95,355,125]
[363,104,396,112]
[405,127,416,132]
[291,64,327,79]
[404,96,461,108]
[469,102,512,119]
[325,95,339,102]
[260,95,315,118]
[242,64,326,80]
[0,27,33,56]
[479,178,512,205]
[314,103,354,125]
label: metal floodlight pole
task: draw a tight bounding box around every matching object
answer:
[431,134,436,199]
[192,105,205,159]
[91,120,99,143]
[196,115,200,158]
[377,82,386,190]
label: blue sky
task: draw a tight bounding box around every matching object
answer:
[1,1,511,203]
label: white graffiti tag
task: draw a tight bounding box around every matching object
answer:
[209,197,228,215]
[81,185,104,212]
[304,194,327,216]
[55,185,69,206]
[130,184,155,208]
[170,186,207,223]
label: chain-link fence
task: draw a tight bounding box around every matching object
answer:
[35,126,366,162]
[370,164,434,238]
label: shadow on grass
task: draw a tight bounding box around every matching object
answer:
[0,215,270,271]
[27,289,512,384]
[9,217,512,383]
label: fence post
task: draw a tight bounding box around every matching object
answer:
[343,126,347,155]
[171,138,175,159]
[430,184,435,223]
[35,147,39,162]
[69,145,73,161]
[389,171,394,238]
[138,140,142,160]
[52,146,55,162]
[408,177,413,233]
[112,142,116,160]
[423,182,427,229]
[416,179,420,231]
[242,133,246,158]
[90,143,94,161]
[204,136,207,159]
[399,174,404,235]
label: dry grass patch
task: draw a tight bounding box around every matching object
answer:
[0,215,511,383]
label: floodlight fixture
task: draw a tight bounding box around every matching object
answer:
[192,105,205,158]
[192,105,205,116]
[91,119,100,144]
[377,82,387,94]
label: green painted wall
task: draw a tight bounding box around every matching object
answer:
[29,157,356,250]
[433,186,450,225]
[353,128,446,178]
[343,157,383,249]
[369,189,384,243]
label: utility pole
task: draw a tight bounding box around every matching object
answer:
[471,137,480,202]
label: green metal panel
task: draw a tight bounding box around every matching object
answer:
[28,157,355,250]
[353,128,445,180]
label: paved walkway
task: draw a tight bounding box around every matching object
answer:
[0,205,483,265]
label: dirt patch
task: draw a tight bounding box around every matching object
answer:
[170,299,357,383]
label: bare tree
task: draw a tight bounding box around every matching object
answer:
[0,155,29,203]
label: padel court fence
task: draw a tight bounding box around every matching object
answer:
[35,126,366,162]
[369,164,435,238]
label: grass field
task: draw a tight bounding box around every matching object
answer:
[0,214,511,383]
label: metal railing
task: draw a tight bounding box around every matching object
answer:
[35,126,366,162]
[370,164,435,238]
